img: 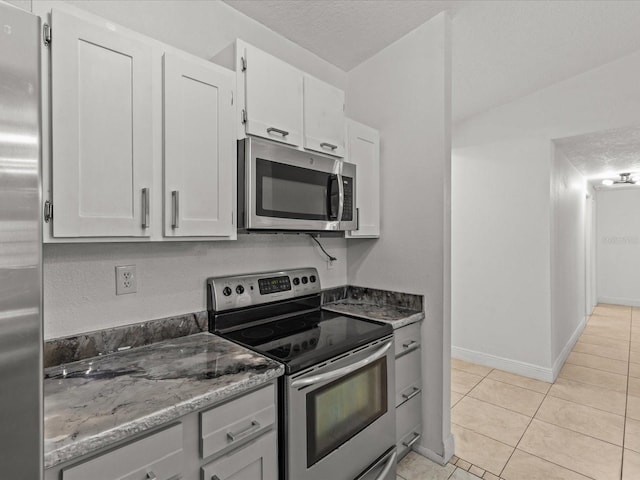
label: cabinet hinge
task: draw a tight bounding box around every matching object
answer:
[43,200,53,223]
[241,109,247,124]
[43,23,51,47]
[241,56,247,72]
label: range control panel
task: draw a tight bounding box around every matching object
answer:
[208,268,321,312]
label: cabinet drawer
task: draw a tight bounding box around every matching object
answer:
[394,322,421,358]
[201,429,277,480]
[200,384,276,459]
[395,348,421,407]
[62,424,183,480]
[396,392,422,459]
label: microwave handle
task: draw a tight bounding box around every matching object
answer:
[337,173,344,221]
[327,174,339,220]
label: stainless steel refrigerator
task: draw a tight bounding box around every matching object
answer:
[0,2,43,479]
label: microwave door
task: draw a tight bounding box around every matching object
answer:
[247,138,343,231]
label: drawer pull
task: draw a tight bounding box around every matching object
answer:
[227,420,261,442]
[146,473,157,480]
[402,386,421,401]
[402,340,418,349]
[320,142,338,150]
[266,127,289,137]
[402,432,421,448]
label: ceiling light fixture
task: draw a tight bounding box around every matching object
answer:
[601,172,640,186]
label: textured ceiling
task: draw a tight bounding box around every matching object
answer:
[555,126,640,181]
[223,0,640,123]
[224,0,469,71]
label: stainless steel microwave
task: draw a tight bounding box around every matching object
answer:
[238,137,356,232]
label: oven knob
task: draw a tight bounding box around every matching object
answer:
[236,285,245,294]
[302,277,308,284]
[223,287,232,296]
[293,277,300,286]
[310,275,316,283]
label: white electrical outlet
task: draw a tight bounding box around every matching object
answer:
[115,265,137,295]
[327,259,336,270]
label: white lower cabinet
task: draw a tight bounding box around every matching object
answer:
[394,322,423,460]
[61,424,183,480]
[201,430,277,480]
[45,383,278,480]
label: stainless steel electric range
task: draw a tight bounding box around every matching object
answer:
[207,268,397,480]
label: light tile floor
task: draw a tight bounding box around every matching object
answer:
[397,304,640,480]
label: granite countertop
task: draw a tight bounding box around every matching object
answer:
[322,301,424,329]
[44,332,284,469]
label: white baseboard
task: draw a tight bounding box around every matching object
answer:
[597,296,640,307]
[551,316,587,381]
[451,346,554,383]
[413,433,455,466]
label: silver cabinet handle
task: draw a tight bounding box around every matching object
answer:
[336,173,344,222]
[402,386,421,401]
[320,142,338,150]
[266,127,289,137]
[227,420,261,442]
[141,188,149,229]
[291,341,391,388]
[146,473,156,480]
[374,450,397,480]
[356,207,360,231]
[403,340,418,350]
[402,432,421,448]
[171,190,179,229]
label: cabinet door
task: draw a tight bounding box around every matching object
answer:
[345,120,380,238]
[163,52,235,237]
[201,430,277,480]
[51,9,153,237]
[243,45,303,147]
[303,75,345,157]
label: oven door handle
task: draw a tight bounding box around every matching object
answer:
[291,340,392,388]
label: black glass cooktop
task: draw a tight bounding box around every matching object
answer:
[218,310,393,374]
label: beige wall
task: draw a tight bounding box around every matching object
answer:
[346,12,453,464]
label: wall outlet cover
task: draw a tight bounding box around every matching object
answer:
[115,265,137,295]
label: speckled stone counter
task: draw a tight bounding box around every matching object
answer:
[323,301,424,329]
[44,332,284,469]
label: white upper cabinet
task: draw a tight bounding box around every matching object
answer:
[345,120,380,238]
[50,9,153,237]
[242,44,303,147]
[303,75,345,157]
[163,52,235,238]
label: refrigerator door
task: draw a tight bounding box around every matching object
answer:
[0,3,42,479]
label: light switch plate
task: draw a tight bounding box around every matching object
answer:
[115,265,137,295]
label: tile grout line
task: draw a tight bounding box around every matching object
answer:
[497,373,549,479]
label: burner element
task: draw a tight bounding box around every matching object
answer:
[241,327,275,340]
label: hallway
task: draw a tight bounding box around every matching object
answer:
[398,304,640,479]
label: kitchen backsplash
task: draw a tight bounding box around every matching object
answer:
[43,311,207,368]
[322,285,423,311]
[45,285,423,367]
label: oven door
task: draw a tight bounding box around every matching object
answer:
[285,336,396,480]
[245,136,356,231]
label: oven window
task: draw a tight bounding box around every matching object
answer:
[256,158,334,220]
[306,357,387,467]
